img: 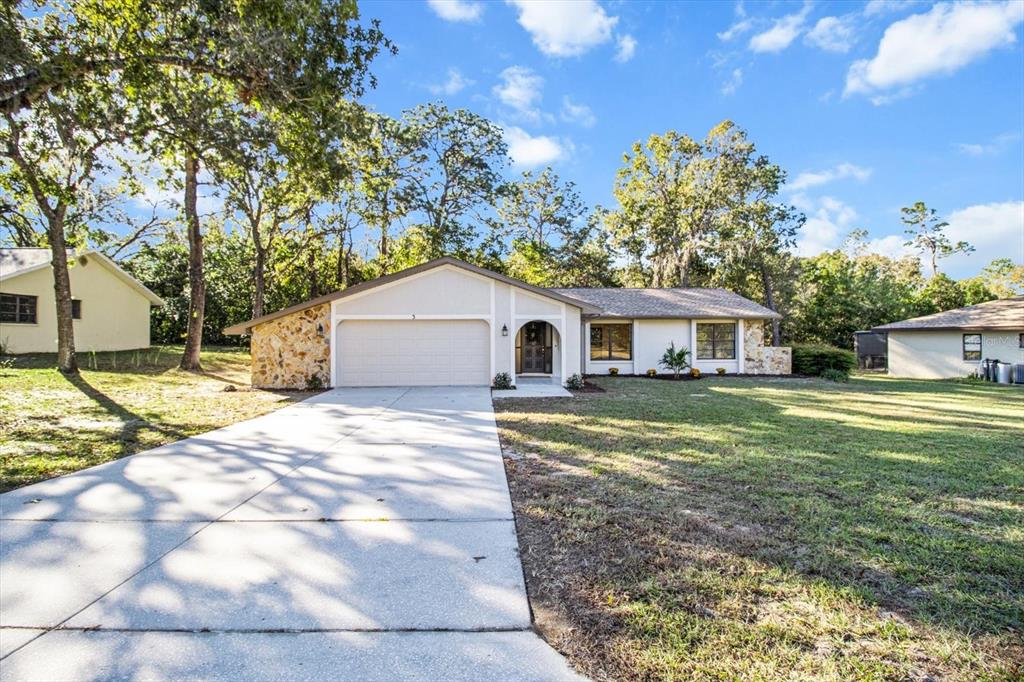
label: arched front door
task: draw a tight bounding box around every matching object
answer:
[518,320,553,374]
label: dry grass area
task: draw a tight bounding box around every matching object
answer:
[496,375,1023,681]
[0,346,317,492]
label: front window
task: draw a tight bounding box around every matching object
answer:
[697,323,736,360]
[590,323,632,360]
[963,334,982,361]
[0,293,37,324]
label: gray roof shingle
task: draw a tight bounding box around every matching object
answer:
[551,287,781,319]
[0,248,51,279]
[872,296,1024,331]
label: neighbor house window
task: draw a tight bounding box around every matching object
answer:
[962,334,982,361]
[71,299,81,320]
[0,293,37,324]
[590,323,632,360]
[1019,333,1024,349]
[696,323,736,360]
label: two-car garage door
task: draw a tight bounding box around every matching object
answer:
[335,319,490,387]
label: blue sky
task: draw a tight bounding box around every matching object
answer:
[357,0,1024,278]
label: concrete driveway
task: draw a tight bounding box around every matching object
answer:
[0,387,582,681]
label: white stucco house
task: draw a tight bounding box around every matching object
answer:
[0,248,164,354]
[224,257,790,389]
[873,296,1024,379]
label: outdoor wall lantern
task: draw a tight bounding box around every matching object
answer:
[501,324,508,336]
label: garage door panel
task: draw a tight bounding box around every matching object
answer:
[337,320,490,387]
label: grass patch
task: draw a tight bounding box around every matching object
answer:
[0,345,317,492]
[496,375,1023,681]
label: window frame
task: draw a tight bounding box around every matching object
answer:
[71,299,82,320]
[0,293,38,324]
[1019,333,1023,349]
[962,333,982,361]
[589,322,633,361]
[696,322,737,360]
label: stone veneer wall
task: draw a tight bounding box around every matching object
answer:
[743,319,792,375]
[250,303,331,389]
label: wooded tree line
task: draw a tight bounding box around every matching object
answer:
[3,2,1021,375]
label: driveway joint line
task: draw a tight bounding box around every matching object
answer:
[1,625,533,635]
[0,388,414,662]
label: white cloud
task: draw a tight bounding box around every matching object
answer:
[862,234,918,259]
[615,34,637,62]
[427,0,483,22]
[806,15,856,53]
[790,163,872,191]
[503,125,570,168]
[845,1,1024,98]
[942,200,1024,275]
[863,0,917,18]
[957,131,1022,156]
[792,195,860,256]
[560,96,596,128]
[721,68,743,95]
[428,68,473,96]
[492,66,545,123]
[508,0,618,57]
[749,3,812,53]
[718,1,754,41]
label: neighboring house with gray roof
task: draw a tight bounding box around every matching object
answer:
[0,248,164,354]
[872,296,1024,379]
[224,257,790,390]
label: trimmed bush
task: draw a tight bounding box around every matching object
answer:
[608,367,619,376]
[690,367,701,379]
[565,373,584,390]
[792,344,856,377]
[821,368,850,383]
[493,372,514,390]
[716,367,727,375]
[646,368,657,377]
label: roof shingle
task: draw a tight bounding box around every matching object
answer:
[551,287,781,319]
[0,248,51,279]
[872,296,1024,331]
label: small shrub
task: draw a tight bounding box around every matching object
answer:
[305,373,326,390]
[646,368,657,377]
[690,367,701,379]
[792,344,856,377]
[493,372,514,390]
[659,342,691,379]
[716,367,727,375]
[608,367,619,376]
[821,368,850,383]
[564,373,584,390]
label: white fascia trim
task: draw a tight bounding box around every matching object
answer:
[334,314,492,321]
[514,314,562,320]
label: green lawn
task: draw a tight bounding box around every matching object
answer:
[0,346,316,492]
[495,375,1024,681]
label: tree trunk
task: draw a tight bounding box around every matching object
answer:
[336,242,348,288]
[759,261,781,346]
[930,250,938,278]
[179,154,205,371]
[253,246,266,319]
[47,220,78,374]
[307,249,319,299]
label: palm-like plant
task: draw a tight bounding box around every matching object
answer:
[659,342,692,379]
